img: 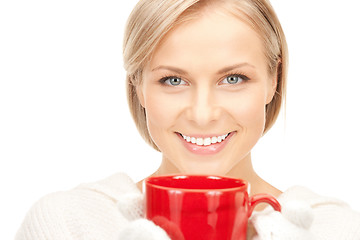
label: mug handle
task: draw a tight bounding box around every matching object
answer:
[248,194,281,217]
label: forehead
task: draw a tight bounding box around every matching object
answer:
[148,9,267,73]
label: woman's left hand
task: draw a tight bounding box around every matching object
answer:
[249,200,317,240]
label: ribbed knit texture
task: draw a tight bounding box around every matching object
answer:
[279,186,360,239]
[15,174,138,240]
[15,173,360,240]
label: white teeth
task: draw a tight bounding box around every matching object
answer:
[204,138,211,146]
[181,133,231,146]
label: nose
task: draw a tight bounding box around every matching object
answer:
[185,85,221,127]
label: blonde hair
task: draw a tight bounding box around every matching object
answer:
[123,0,288,151]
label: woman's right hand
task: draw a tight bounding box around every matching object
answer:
[117,192,171,240]
[117,218,171,240]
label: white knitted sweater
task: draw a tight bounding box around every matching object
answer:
[15,173,360,240]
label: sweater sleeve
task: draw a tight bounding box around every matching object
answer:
[15,173,170,240]
[310,199,360,239]
[279,186,360,240]
[15,192,77,240]
[15,188,130,240]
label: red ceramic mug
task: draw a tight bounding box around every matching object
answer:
[145,175,281,240]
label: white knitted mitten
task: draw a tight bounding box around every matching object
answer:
[118,218,171,240]
[117,192,144,220]
[117,193,171,240]
[250,200,317,240]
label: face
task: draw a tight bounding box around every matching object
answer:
[137,9,277,175]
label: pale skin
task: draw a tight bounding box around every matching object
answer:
[136,7,281,210]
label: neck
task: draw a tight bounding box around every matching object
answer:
[225,153,258,182]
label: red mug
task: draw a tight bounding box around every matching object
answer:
[145,175,281,240]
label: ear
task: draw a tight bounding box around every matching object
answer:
[266,72,278,104]
[266,63,280,104]
[136,84,145,108]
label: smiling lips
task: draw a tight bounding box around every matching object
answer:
[177,132,235,155]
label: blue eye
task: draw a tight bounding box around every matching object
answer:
[161,76,186,86]
[221,74,249,85]
[227,76,240,84]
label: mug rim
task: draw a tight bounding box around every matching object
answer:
[145,174,248,192]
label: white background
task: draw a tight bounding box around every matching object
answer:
[1,0,359,239]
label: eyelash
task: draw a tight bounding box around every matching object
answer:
[220,72,251,85]
[158,72,251,86]
[158,75,186,86]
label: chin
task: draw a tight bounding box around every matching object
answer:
[177,161,231,177]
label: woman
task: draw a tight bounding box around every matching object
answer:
[16,0,360,239]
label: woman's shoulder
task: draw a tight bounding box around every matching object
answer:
[280,186,360,239]
[75,172,141,200]
[15,172,141,240]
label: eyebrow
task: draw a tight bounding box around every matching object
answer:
[151,63,256,75]
[151,65,187,75]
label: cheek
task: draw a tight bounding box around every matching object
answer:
[223,90,267,130]
[143,91,182,135]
